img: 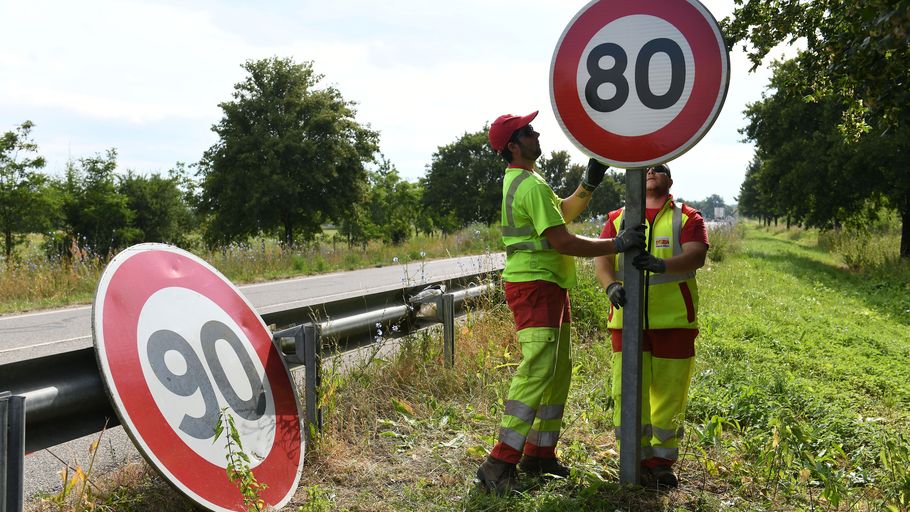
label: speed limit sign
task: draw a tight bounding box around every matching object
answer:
[93,244,303,511]
[550,0,730,167]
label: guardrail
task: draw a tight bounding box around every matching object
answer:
[0,267,500,509]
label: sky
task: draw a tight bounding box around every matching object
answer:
[1,0,783,205]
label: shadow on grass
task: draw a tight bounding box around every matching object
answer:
[461,477,673,512]
[745,237,910,327]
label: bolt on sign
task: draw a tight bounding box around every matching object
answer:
[93,244,303,511]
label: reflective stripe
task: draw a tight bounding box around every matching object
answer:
[671,204,683,256]
[504,171,532,231]
[498,427,526,452]
[648,270,696,285]
[614,424,653,439]
[501,225,535,237]
[526,429,559,447]
[647,206,691,284]
[506,239,552,255]
[653,425,683,442]
[651,446,679,460]
[504,400,537,425]
[640,445,654,460]
[537,404,565,421]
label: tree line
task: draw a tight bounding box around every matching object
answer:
[2,58,641,260]
[725,0,908,258]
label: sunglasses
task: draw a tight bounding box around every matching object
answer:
[511,125,537,141]
[648,166,670,175]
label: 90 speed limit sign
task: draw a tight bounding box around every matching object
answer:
[550,0,730,167]
[93,244,302,512]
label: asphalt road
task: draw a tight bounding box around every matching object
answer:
[0,252,504,501]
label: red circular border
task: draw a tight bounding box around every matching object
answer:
[551,0,727,165]
[98,249,301,510]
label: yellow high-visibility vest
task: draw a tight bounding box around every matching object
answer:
[608,199,699,330]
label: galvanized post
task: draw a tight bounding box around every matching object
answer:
[440,293,456,368]
[1,391,26,512]
[619,168,646,486]
[302,323,322,444]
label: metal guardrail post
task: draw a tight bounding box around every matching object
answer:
[303,323,322,442]
[440,294,456,368]
[1,391,25,512]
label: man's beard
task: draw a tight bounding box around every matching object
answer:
[519,142,541,161]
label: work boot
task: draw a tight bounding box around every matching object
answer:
[641,464,679,489]
[518,455,570,478]
[651,465,679,488]
[475,456,519,496]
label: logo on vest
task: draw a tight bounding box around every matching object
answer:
[655,237,671,249]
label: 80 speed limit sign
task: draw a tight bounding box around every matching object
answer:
[550,0,729,167]
[93,244,302,512]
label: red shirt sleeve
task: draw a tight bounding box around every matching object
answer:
[680,205,709,246]
[600,209,623,239]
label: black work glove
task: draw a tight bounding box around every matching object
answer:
[605,282,626,308]
[614,224,646,253]
[632,251,667,273]
[581,158,608,191]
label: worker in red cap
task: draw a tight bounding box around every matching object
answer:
[476,111,646,495]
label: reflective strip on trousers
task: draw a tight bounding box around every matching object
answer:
[504,400,537,425]
[526,429,559,447]
[652,446,679,460]
[498,427,526,452]
[536,404,565,421]
[654,425,685,443]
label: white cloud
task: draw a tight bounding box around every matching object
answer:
[1,0,783,203]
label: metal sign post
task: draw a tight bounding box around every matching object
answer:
[619,169,646,485]
[550,0,729,486]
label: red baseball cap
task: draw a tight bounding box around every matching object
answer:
[488,111,538,152]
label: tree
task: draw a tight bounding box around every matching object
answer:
[198,57,379,247]
[741,59,898,234]
[0,121,53,258]
[724,0,910,257]
[58,150,134,257]
[422,129,503,232]
[119,164,195,246]
[538,151,578,198]
[364,157,421,245]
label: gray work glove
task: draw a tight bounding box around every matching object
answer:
[632,251,667,273]
[605,282,626,308]
[614,224,646,253]
[581,158,608,191]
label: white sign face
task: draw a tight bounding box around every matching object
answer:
[577,15,696,137]
[93,244,303,512]
[551,0,730,168]
[136,287,277,467]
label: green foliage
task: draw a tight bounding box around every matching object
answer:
[723,0,910,135]
[118,164,195,247]
[56,150,135,257]
[705,223,743,263]
[421,128,503,231]
[727,0,910,257]
[0,120,52,258]
[198,57,379,247]
[213,409,268,512]
[739,59,909,257]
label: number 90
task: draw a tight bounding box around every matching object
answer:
[146,320,267,440]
